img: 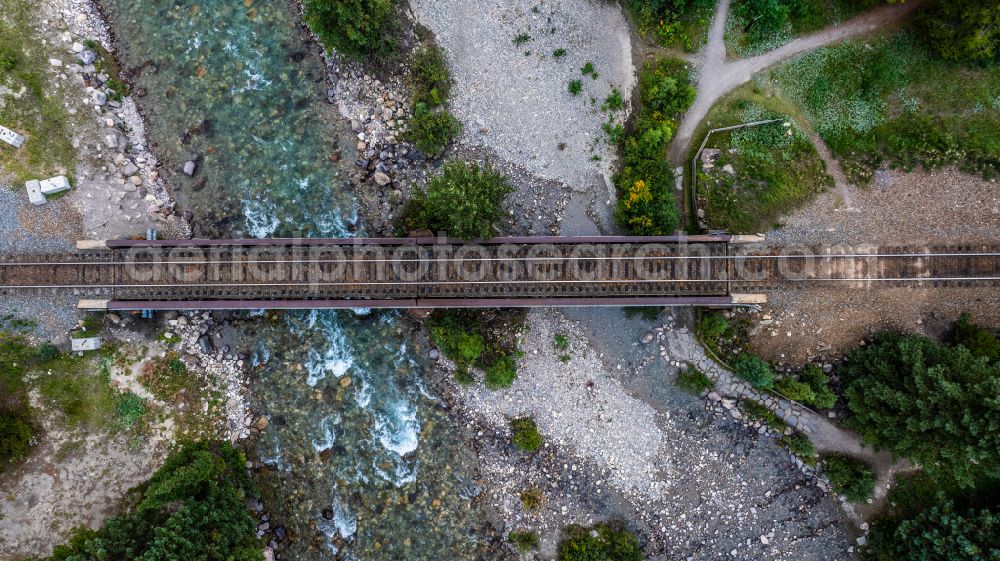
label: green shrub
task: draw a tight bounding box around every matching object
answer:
[453,367,475,386]
[402,160,513,240]
[613,57,693,235]
[405,104,461,155]
[116,393,147,431]
[554,334,569,350]
[553,48,567,58]
[43,441,261,561]
[774,376,816,403]
[676,367,715,394]
[486,356,518,390]
[842,331,1000,487]
[431,324,484,367]
[35,343,60,362]
[410,45,451,108]
[603,88,624,111]
[509,530,540,553]
[580,61,597,78]
[0,46,19,71]
[511,417,543,452]
[741,399,786,430]
[0,414,33,472]
[697,313,729,339]
[780,431,816,461]
[568,79,582,96]
[732,354,774,389]
[949,313,999,363]
[799,364,837,409]
[558,522,642,561]
[625,0,715,51]
[520,487,545,510]
[513,33,532,45]
[303,0,398,59]
[823,453,876,502]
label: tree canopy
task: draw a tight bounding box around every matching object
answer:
[842,332,1000,487]
[917,0,1000,65]
[42,441,262,561]
[402,160,513,240]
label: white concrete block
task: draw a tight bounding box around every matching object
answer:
[40,175,71,195]
[0,125,25,148]
[71,337,103,352]
[25,180,46,205]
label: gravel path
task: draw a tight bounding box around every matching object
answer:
[668,0,921,164]
[410,0,635,192]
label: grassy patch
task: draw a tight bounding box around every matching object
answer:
[693,89,832,233]
[0,0,76,184]
[568,79,582,96]
[509,530,540,553]
[741,399,787,431]
[767,30,1000,183]
[675,366,715,394]
[404,44,461,155]
[520,487,545,511]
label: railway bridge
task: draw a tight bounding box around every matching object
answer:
[0,235,997,310]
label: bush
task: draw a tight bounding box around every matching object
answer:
[509,530,540,553]
[732,354,774,389]
[0,414,33,472]
[774,376,816,403]
[613,57,693,235]
[403,160,513,240]
[697,313,729,339]
[405,104,461,155]
[558,522,642,561]
[35,343,61,362]
[676,366,715,394]
[43,441,261,561]
[842,331,1000,487]
[568,79,582,96]
[948,313,999,363]
[823,453,876,502]
[780,431,816,461]
[511,417,543,452]
[410,45,451,108]
[799,364,837,409]
[485,356,518,389]
[453,367,475,386]
[520,487,545,510]
[625,0,716,51]
[303,0,397,59]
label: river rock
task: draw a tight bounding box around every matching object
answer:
[78,50,97,65]
[91,90,107,106]
[373,171,392,186]
[121,162,139,177]
[183,160,197,176]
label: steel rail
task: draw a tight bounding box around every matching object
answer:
[3,276,999,290]
[1,251,998,267]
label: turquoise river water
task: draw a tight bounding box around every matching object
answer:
[100,1,499,559]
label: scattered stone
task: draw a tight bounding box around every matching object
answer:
[640,332,654,344]
[121,162,139,177]
[78,50,97,65]
[49,58,63,67]
[183,160,197,176]
[373,171,392,186]
[91,90,107,106]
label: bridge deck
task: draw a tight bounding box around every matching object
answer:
[1,237,998,309]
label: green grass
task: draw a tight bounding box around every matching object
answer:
[554,333,569,351]
[508,530,540,553]
[741,399,787,431]
[767,30,1000,182]
[0,0,76,185]
[510,416,543,452]
[693,87,832,233]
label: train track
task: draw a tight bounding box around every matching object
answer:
[0,241,997,307]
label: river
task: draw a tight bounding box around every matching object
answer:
[99,1,498,559]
